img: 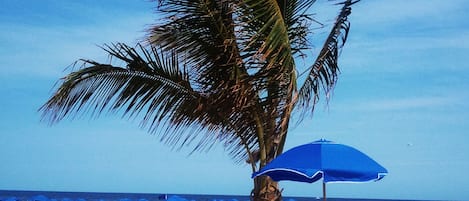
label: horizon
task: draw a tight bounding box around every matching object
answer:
[1,1,468,201]
[0,189,441,201]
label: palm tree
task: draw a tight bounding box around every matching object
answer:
[40,0,359,200]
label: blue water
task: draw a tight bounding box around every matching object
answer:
[0,190,436,201]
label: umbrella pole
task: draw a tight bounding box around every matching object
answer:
[323,182,326,201]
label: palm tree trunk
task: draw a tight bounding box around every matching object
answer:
[251,110,283,201]
[251,176,282,201]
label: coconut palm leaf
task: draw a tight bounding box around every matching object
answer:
[40,43,258,157]
[297,0,359,113]
[147,0,266,160]
[234,0,322,158]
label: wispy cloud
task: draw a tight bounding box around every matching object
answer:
[348,31,469,52]
[0,13,153,78]
[351,0,468,26]
[360,96,455,111]
[337,0,469,74]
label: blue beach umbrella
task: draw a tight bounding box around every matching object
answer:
[252,139,388,201]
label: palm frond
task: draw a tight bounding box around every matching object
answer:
[148,1,240,72]
[40,43,208,147]
[40,42,260,162]
[277,0,318,56]
[297,0,359,113]
[242,0,294,69]
[145,0,264,161]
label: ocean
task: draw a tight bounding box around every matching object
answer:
[0,190,439,201]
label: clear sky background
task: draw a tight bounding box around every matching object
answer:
[1,0,468,200]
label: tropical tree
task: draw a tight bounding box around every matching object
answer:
[40,0,359,200]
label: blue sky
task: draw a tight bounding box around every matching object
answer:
[1,0,468,200]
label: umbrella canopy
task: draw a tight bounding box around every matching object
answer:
[252,139,387,200]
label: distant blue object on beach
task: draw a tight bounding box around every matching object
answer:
[166,195,188,201]
[252,139,388,201]
[5,197,18,201]
[32,195,49,201]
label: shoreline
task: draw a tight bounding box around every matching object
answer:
[0,190,446,201]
